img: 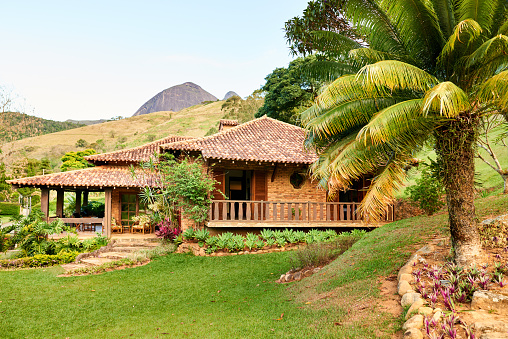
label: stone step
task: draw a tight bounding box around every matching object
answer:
[113,242,159,248]
[98,251,132,259]
[60,263,92,271]
[80,257,117,266]
[110,246,152,252]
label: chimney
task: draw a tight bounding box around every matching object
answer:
[218,119,239,132]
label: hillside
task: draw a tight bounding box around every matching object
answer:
[133,82,218,116]
[0,112,84,145]
[0,101,226,174]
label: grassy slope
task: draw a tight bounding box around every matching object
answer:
[2,193,507,338]
[0,101,225,173]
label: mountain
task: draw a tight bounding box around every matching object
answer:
[133,82,218,116]
[0,112,84,145]
[223,91,240,100]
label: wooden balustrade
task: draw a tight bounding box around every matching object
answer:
[209,200,394,223]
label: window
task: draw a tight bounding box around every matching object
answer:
[120,193,149,226]
[290,172,305,189]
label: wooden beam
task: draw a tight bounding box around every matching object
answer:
[40,188,50,222]
[56,189,64,218]
[83,191,89,206]
[271,164,278,182]
[75,190,82,216]
[104,188,112,238]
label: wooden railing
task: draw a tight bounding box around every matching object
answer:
[209,200,394,223]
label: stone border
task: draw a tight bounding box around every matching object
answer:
[398,243,443,339]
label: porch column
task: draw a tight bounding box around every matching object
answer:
[56,189,64,217]
[104,188,112,238]
[40,188,50,222]
[83,191,89,206]
[75,190,82,216]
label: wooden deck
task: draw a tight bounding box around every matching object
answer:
[207,221,385,228]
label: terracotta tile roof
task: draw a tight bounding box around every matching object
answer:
[161,116,318,164]
[85,135,194,164]
[218,119,239,131]
[7,166,159,188]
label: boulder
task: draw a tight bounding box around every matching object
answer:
[398,265,413,280]
[403,328,423,339]
[418,307,433,316]
[294,272,302,281]
[399,273,413,283]
[405,299,425,319]
[402,315,424,331]
[472,291,508,315]
[398,280,414,296]
[401,293,422,307]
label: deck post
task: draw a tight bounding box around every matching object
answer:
[56,189,64,217]
[75,190,82,216]
[40,188,50,222]
[104,188,112,237]
[83,191,89,207]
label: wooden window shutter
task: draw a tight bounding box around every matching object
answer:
[252,171,267,201]
[212,170,225,200]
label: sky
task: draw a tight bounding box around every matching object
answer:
[1,0,310,121]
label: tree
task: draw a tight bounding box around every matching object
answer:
[75,139,89,148]
[136,154,218,226]
[255,56,321,124]
[295,0,508,265]
[60,149,96,172]
[476,115,508,193]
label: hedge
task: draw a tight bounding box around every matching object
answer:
[0,252,77,269]
[0,202,20,216]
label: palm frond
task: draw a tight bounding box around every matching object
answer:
[310,31,362,58]
[341,0,407,55]
[478,70,508,109]
[458,0,504,34]
[430,0,457,38]
[437,19,483,75]
[357,60,439,92]
[465,34,508,69]
[357,99,426,145]
[423,81,471,117]
[348,48,414,68]
[378,0,445,69]
[302,60,358,82]
[357,159,408,220]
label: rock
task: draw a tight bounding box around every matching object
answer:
[401,293,422,307]
[472,291,508,315]
[403,328,423,339]
[406,254,419,267]
[398,265,413,280]
[432,310,442,323]
[405,299,425,319]
[416,245,434,255]
[402,315,424,331]
[303,270,312,278]
[285,274,294,282]
[418,307,433,316]
[313,267,321,274]
[280,274,286,281]
[294,272,302,281]
[398,280,414,296]
[474,320,508,333]
[399,273,413,283]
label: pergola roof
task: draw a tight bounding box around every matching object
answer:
[7,166,159,189]
[84,135,194,164]
[161,116,318,164]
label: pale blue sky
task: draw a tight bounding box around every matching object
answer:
[1,1,309,121]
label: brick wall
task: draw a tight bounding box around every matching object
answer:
[267,166,326,202]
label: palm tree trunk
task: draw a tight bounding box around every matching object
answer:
[436,116,482,266]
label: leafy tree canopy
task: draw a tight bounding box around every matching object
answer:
[255,56,321,124]
[60,149,96,172]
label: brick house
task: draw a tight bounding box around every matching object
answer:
[7,116,393,236]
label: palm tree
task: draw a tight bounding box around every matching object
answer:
[299,0,508,265]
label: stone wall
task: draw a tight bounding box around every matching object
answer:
[267,165,326,202]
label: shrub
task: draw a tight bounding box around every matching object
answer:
[0,251,78,269]
[0,202,20,216]
[289,236,358,270]
[183,227,196,240]
[407,165,445,215]
[260,229,274,240]
[194,228,210,242]
[155,226,181,242]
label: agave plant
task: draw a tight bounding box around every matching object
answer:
[292,0,508,266]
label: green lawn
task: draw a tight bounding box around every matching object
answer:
[1,193,507,339]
